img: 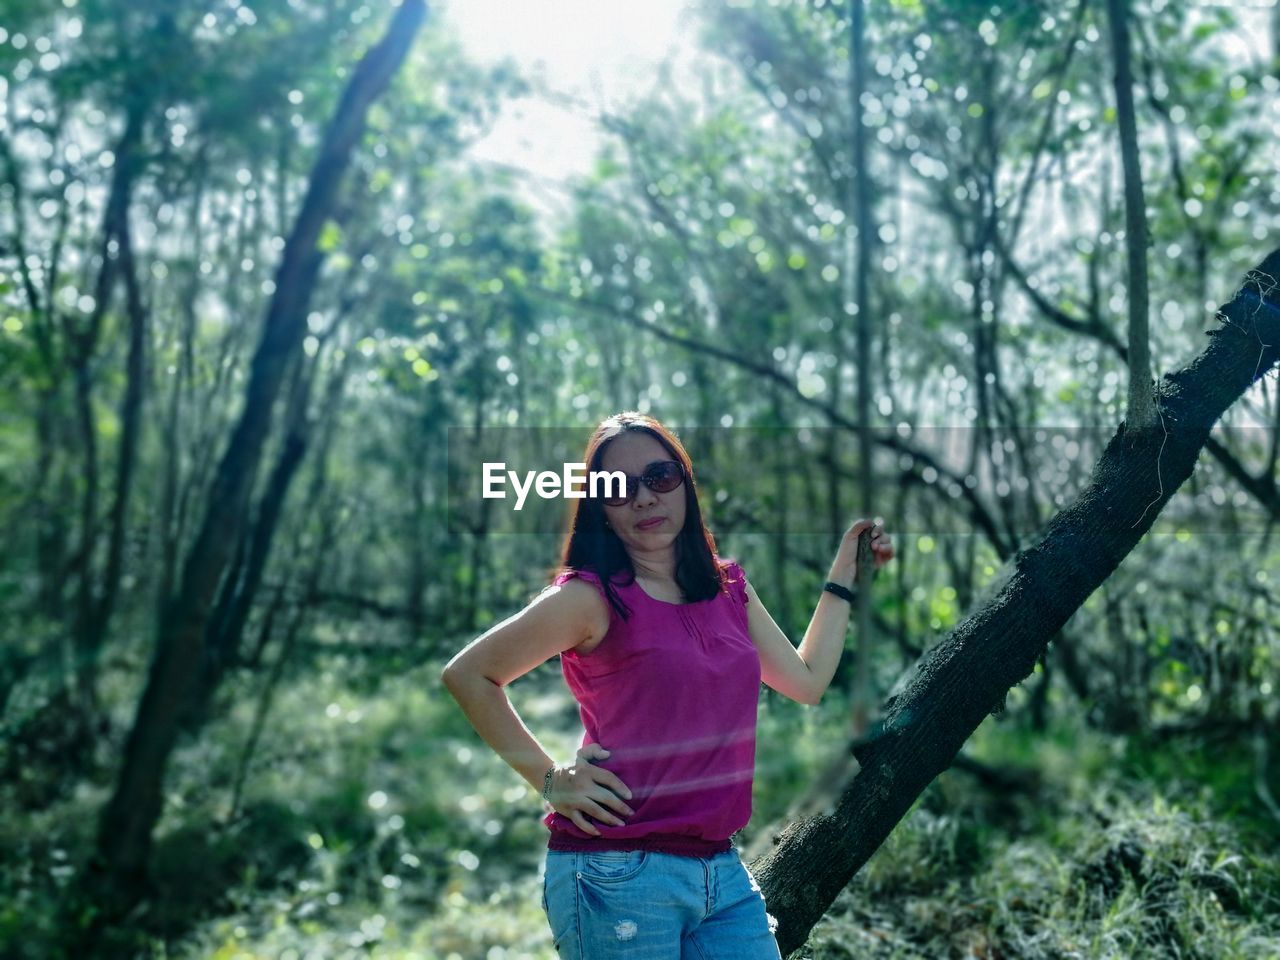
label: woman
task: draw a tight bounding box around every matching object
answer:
[441,412,893,958]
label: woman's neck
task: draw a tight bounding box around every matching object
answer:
[629,546,677,583]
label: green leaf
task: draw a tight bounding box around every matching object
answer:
[317,220,343,253]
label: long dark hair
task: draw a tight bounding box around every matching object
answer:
[550,412,737,621]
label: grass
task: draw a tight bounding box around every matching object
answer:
[1,645,1276,959]
[800,709,1280,960]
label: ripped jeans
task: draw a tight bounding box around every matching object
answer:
[540,847,783,959]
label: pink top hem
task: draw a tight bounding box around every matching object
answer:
[547,832,733,858]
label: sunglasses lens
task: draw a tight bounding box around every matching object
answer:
[598,461,682,507]
[647,461,683,493]
[601,475,635,507]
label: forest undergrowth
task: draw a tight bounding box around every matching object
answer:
[1,639,1277,960]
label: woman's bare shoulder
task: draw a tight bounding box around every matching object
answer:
[542,575,612,652]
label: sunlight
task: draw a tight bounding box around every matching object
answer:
[441,0,689,72]
[440,0,695,200]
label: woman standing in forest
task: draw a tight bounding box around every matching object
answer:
[441,412,893,958]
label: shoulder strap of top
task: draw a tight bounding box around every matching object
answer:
[719,558,750,606]
[552,568,598,587]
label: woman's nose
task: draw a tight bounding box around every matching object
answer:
[633,483,658,507]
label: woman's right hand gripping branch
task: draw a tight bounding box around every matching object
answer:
[546,743,635,836]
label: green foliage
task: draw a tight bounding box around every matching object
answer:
[2,0,1279,956]
[802,708,1280,959]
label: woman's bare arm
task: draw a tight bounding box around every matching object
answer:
[743,520,893,706]
[440,578,634,834]
[743,577,825,706]
[440,579,610,790]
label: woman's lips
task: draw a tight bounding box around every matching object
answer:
[636,517,666,530]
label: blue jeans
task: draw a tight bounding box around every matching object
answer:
[541,847,783,959]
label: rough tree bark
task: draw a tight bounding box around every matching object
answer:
[751,251,1280,957]
[77,0,428,924]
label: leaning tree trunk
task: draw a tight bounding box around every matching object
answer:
[76,0,427,924]
[754,250,1280,957]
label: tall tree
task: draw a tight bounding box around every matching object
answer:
[76,0,429,925]
[1106,0,1156,432]
[74,95,152,725]
[845,0,877,740]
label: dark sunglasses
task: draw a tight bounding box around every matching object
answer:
[596,459,685,506]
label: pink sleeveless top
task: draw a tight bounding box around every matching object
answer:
[542,556,760,858]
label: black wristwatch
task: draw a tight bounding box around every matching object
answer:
[823,581,857,604]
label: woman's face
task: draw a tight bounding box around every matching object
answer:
[598,431,688,552]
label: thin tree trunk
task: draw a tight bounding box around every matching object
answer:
[1106,0,1155,431]
[407,405,431,642]
[86,172,150,686]
[70,104,147,720]
[769,388,793,634]
[157,152,207,620]
[225,542,325,827]
[227,373,346,825]
[0,132,71,621]
[846,0,876,736]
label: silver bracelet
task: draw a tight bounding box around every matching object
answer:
[541,764,556,801]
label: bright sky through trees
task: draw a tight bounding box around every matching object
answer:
[440,0,695,220]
